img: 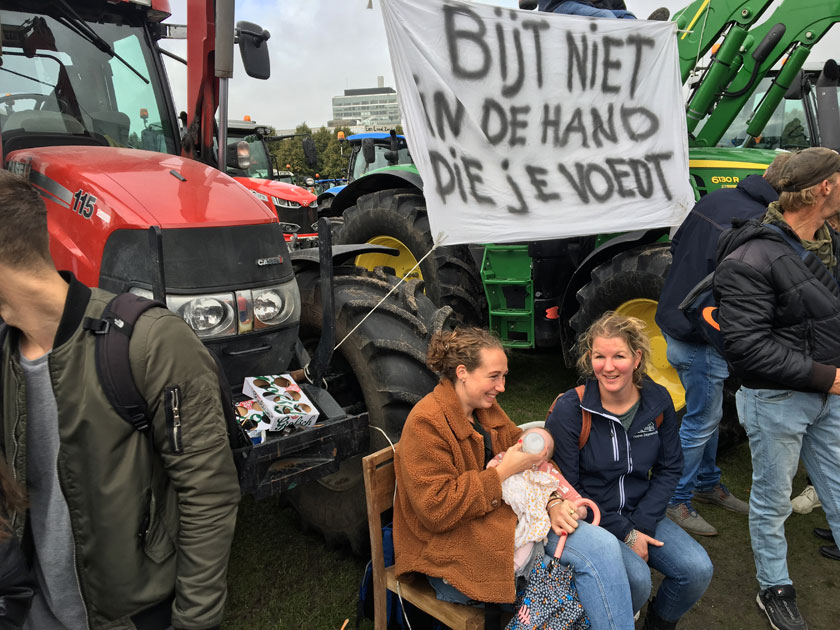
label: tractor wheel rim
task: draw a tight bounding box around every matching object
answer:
[614,298,686,411]
[354,236,424,281]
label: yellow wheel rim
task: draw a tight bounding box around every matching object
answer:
[354,236,424,282]
[615,298,686,411]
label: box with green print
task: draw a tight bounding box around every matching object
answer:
[242,374,320,430]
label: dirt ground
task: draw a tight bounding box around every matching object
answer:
[642,442,840,629]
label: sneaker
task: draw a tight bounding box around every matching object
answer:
[791,485,821,514]
[646,7,670,20]
[694,483,749,514]
[757,585,808,630]
[665,502,718,536]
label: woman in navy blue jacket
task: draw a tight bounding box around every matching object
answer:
[546,313,712,630]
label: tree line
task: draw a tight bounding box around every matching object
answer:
[267,123,403,184]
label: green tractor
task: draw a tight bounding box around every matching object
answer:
[324,0,840,416]
[323,131,488,326]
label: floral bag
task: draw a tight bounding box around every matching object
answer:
[505,498,600,630]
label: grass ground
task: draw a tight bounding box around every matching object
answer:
[223,350,840,629]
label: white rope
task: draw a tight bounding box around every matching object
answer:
[333,244,438,351]
[694,1,712,76]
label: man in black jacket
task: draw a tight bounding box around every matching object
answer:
[655,154,790,537]
[715,147,840,630]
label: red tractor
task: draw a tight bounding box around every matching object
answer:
[225,117,320,248]
[0,0,449,552]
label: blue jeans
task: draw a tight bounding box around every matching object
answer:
[547,1,636,18]
[736,387,840,589]
[430,521,635,629]
[664,334,728,504]
[621,517,713,622]
[545,521,635,629]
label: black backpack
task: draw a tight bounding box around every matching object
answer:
[1,293,251,475]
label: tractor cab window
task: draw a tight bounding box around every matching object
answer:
[711,76,810,151]
[0,8,178,157]
[349,140,412,181]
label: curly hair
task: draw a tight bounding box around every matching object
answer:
[426,327,504,383]
[575,312,650,388]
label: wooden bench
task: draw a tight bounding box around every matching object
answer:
[362,445,494,630]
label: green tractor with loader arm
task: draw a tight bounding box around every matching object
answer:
[323,0,840,417]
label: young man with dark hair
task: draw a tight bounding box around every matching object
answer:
[714,147,840,630]
[655,153,791,537]
[0,170,240,630]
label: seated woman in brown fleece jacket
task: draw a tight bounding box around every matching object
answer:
[393,327,636,629]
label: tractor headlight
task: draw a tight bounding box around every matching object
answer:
[273,197,301,209]
[252,282,300,329]
[166,293,236,338]
[129,282,299,336]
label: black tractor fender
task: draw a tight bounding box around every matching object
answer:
[289,243,398,269]
[557,228,670,358]
[329,170,424,216]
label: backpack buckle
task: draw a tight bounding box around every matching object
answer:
[83,317,110,335]
[129,413,150,432]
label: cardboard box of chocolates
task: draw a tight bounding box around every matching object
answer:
[242,374,320,430]
[233,398,271,444]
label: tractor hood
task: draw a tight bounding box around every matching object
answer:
[235,177,316,207]
[8,145,277,227]
[687,147,781,194]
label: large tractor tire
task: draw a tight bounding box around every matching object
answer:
[334,189,487,326]
[569,244,686,411]
[287,266,454,554]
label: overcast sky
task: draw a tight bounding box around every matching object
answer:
[159,0,838,132]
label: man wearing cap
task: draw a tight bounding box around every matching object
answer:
[714,147,840,630]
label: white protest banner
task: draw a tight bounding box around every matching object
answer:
[381,0,694,246]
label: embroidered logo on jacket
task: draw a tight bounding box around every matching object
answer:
[634,421,659,438]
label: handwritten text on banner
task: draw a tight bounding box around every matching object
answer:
[381,0,693,246]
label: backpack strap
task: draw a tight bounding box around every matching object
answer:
[82,293,166,433]
[545,385,593,450]
[574,385,592,450]
[548,385,664,449]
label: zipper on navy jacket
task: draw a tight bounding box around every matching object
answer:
[165,386,184,454]
[582,404,633,516]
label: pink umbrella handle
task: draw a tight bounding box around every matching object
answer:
[552,497,601,559]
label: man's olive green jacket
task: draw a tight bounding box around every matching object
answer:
[0,274,240,629]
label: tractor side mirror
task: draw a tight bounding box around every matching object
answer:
[362,138,376,165]
[302,137,318,168]
[227,140,251,171]
[237,21,271,80]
